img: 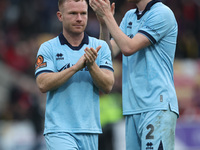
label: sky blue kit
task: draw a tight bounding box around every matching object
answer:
[120,0,179,116]
[119,0,179,149]
[35,33,113,135]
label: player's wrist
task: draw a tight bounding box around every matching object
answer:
[103,11,113,21]
[86,62,97,71]
[71,64,79,73]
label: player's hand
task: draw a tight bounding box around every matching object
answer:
[95,2,115,25]
[74,55,86,71]
[89,0,115,18]
[84,46,101,67]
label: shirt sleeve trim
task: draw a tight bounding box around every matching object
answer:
[138,30,156,44]
[35,70,54,78]
[100,65,114,72]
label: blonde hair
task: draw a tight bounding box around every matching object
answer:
[58,0,87,10]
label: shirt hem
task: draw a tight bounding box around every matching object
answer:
[123,105,179,116]
[44,129,102,135]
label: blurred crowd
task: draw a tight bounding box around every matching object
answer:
[0,0,200,73]
[0,0,200,149]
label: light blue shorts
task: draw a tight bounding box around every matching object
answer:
[125,109,178,150]
[44,132,98,150]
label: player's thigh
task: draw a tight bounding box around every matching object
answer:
[141,110,178,150]
[44,132,79,150]
[125,115,140,150]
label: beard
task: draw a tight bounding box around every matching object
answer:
[64,23,87,35]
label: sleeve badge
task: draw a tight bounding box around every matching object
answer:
[35,55,47,71]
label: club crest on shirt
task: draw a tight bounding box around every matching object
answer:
[35,55,47,70]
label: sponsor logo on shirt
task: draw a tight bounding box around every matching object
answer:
[58,63,89,72]
[57,63,70,72]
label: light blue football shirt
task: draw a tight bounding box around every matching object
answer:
[119,0,179,115]
[35,33,113,135]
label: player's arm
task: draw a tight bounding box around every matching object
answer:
[87,64,114,94]
[97,2,120,58]
[36,55,86,93]
[99,22,120,58]
[84,46,114,94]
[104,16,151,56]
[90,0,151,56]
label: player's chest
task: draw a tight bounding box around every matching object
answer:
[125,16,147,38]
[53,48,85,72]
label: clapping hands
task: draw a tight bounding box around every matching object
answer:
[84,46,101,67]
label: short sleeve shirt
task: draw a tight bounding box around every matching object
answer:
[35,33,113,134]
[119,0,179,115]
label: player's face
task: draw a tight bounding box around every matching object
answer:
[58,0,88,35]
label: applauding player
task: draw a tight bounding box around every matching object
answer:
[90,0,179,149]
[35,0,114,149]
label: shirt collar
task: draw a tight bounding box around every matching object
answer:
[135,0,161,20]
[59,32,89,50]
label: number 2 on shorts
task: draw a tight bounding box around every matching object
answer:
[146,124,154,139]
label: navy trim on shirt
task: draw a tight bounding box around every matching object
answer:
[59,32,89,50]
[135,0,161,20]
[35,70,54,78]
[138,30,156,44]
[100,65,114,72]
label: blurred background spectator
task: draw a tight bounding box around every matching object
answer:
[0,0,200,149]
